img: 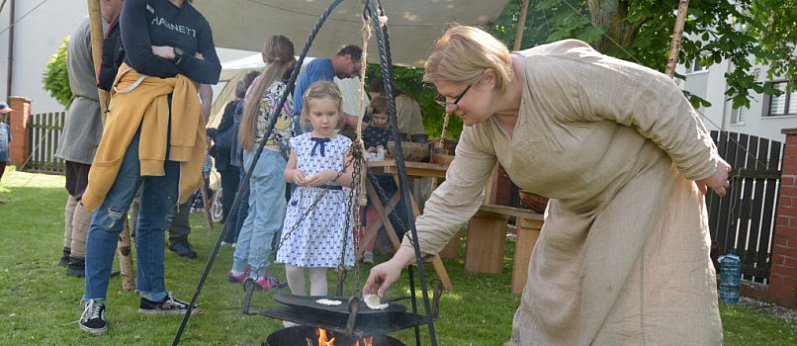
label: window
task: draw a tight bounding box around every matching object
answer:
[767,81,797,116]
[730,106,746,124]
[689,58,708,73]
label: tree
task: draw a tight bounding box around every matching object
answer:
[492,0,797,110]
[42,37,72,108]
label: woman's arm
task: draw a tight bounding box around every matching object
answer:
[119,0,181,78]
[365,126,497,296]
[176,18,221,84]
[539,41,721,183]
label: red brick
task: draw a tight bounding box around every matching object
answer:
[777,216,791,228]
[785,156,797,168]
[770,295,797,309]
[772,254,786,266]
[787,144,797,156]
[782,176,797,188]
[777,226,797,238]
[768,284,797,297]
[773,244,797,257]
[782,276,797,289]
[785,256,797,268]
[771,264,797,278]
[778,205,797,217]
[770,273,784,285]
[781,187,797,198]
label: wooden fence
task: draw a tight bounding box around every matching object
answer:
[27,112,65,174]
[706,130,783,283]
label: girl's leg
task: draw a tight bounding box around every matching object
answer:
[230,184,257,274]
[285,264,305,295]
[246,152,287,279]
[364,205,378,253]
[309,268,328,296]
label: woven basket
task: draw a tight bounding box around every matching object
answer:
[518,190,549,214]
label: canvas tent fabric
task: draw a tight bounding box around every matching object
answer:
[192,0,511,67]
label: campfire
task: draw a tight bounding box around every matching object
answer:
[265,326,402,346]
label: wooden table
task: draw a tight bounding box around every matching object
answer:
[466,204,544,294]
[365,160,453,289]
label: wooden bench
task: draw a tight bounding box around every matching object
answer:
[465,204,544,294]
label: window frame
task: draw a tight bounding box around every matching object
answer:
[767,80,797,117]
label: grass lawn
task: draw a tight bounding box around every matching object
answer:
[0,168,795,345]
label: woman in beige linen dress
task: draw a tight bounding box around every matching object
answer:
[364,26,730,345]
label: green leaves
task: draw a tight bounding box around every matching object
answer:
[490,0,797,112]
[42,36,73,109]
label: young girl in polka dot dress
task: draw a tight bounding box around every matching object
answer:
[277,81,355,297]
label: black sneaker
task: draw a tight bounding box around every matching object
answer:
[168,240,197,259]
[79,299,107,336]
[139,292,199,315]
[67,257,85,277]
[59,247,71,266]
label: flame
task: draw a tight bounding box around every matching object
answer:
[317,328,335,346]
[354,337,374,346]
[316,328,374,346]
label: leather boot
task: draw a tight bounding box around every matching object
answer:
[67,256,85,277]
[59,247,71,266]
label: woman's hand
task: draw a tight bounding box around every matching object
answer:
[151,45,175,60]
[364,247,416,297]
[696,158,732,197]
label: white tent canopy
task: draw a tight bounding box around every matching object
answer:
[193,0,511,68]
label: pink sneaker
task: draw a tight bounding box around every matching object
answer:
[254,274,288,290]
[228,271,247,283]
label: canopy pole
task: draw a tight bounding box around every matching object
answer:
[665,0,689,77]
[87,0,109,117]
[87,0,134,291]
[512,0,530,51]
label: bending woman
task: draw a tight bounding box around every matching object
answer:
[364,26,729,344]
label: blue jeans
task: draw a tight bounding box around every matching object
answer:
[231,149,286,278]
[83,132,179,302]
[223,166,249,244]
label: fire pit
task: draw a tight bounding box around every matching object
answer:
[265,325,404,346]
[257,293,432,339]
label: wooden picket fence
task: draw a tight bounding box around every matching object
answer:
[27,111,65,174]
[706,130,784,283]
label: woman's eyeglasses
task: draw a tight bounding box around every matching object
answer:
[435,84,472,113]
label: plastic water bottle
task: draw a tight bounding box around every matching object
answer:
[718,251,741,304]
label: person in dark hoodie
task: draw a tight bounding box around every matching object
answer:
[78,0,220,335]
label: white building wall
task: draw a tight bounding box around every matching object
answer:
[0,2,253,115]
[678,58,794,142]
[0,1,87,113]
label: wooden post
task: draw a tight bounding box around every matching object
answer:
[86,0,109,117]
[511,218,543,294]
[513,0,530,51]
[465,209,509,274]
[665,0,690,77]
[87,0,134,291]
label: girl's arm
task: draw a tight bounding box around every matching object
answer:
[304,148,354,187]
[283,148,306,185]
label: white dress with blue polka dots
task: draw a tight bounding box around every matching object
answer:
[276,133,355,268]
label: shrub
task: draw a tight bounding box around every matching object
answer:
[42,36,72,109]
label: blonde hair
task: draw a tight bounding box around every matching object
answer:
[239,35,295,151]
[424,26,513,92]
[301,81,344,130]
